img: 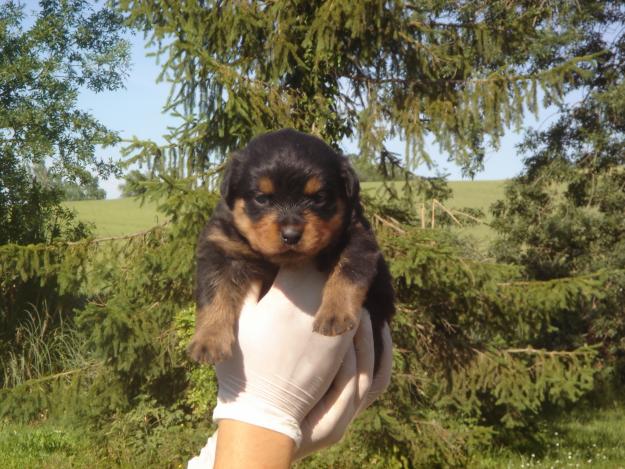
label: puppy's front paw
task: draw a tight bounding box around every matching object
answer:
[313,304,358,336]
[187,329,235,364]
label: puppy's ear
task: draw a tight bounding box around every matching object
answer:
[220,152,241,209]
[340,156,360,201]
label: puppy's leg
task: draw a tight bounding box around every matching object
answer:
[187,255,245,364]
[188,224,268,364]
[313,222,380,336]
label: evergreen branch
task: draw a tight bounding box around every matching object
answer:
[2,361,103,390]
[495,269,623,287]
[450,209,490,226]
[64,222,170,246]
[433,199,462,226]
[470,347,597,358]
[347,53,606,87]
[503,347,596,356]
[0,223,170,259]
[373,214,407,234]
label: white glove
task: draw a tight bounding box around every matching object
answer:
[187,262,392,468]
[295,318,392,460]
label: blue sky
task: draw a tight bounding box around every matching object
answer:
[78,33,557,199]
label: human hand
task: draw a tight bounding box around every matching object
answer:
[212,261,361,445]
[295,317,392,460]
[187,262,392,468]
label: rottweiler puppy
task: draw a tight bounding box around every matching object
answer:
[188,129,395,373]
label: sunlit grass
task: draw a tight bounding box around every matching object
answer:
[475,403,625,469]
[0,422,90,469]
[63,198,164,237]
[4,403,624,468]
[0,419,207,469]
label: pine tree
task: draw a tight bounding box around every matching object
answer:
[491,4,625,388]
[120,0,612,179]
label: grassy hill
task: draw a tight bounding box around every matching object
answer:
[63,198,164,237]
[64,180,508,242]
[361,179,507,212]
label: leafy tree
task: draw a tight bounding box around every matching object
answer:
[0,0,130,404]
[59,178,107,201]
[0,155,84,245]
[31,164,107,201]
[0,0,129,241]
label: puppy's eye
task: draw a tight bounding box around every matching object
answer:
[254,194,271,205]
[310,191,326,205]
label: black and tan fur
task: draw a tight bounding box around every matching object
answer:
[188,129,395,372]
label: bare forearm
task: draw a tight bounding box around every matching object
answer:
[214,420,294,469]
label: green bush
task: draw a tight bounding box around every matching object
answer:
[0,185,619,466]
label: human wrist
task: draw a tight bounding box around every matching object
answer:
[212,398,302,447]
[215,420,294,469]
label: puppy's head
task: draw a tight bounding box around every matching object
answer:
[221,129,359,263]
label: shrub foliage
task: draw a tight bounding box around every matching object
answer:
[2,187,618,465]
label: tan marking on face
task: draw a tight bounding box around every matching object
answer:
[232,198,284,255]
[258,176,275,194]
[304,176,322,195]
[297,199,345,256]
[207,226,258,258]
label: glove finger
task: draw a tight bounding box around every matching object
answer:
[295,346,359,460]
[353,310,374,408]
[326,344,359,409]
[357,321,393,414]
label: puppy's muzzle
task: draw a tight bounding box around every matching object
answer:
[279,212,304,246]
[281,225,303,245]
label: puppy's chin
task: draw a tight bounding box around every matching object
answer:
[256,243,325,265]
[265,250,313,266]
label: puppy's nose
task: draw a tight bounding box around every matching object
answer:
[281,226,303,245]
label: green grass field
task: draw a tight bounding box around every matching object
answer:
[361,179,507,212]
[445,180,507,212]
[64,198,165,237]
[65,180,507,239]
[474,403,625,469]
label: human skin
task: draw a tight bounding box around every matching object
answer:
[214,420,294,469]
